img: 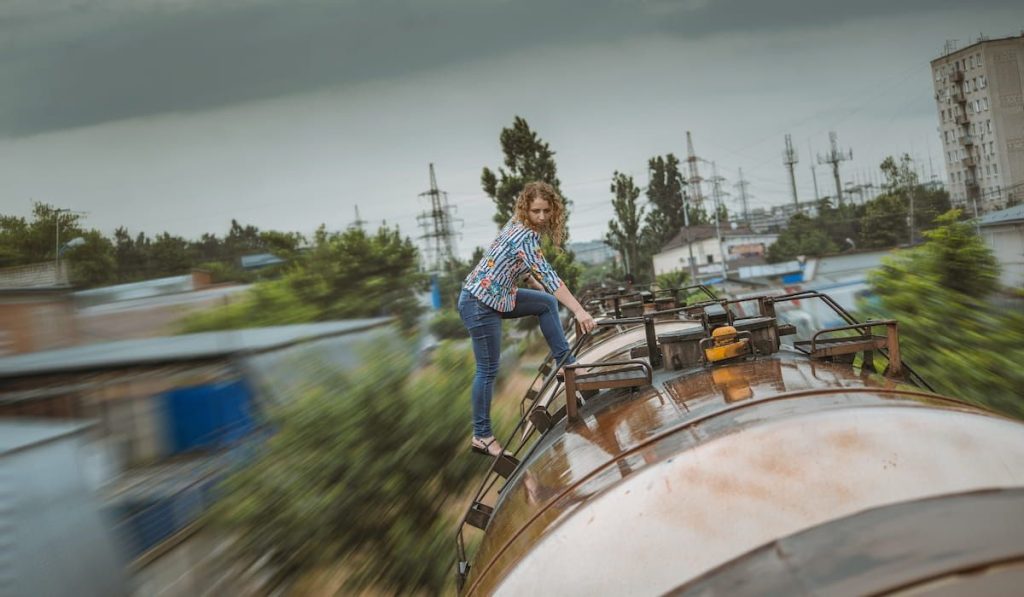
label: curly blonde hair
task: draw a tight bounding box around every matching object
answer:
[514,181,566,246]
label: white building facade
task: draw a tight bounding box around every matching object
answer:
[978,204,1024,288]
[931,35,1024,212]
[652,225,778,278]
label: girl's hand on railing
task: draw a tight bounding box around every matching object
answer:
[575,309,597,334]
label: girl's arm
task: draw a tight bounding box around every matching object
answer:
[553,282,597,334]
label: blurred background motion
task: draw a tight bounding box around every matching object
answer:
[1,0,1023,595]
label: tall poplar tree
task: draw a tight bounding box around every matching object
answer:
[605,172,645,277]
[644,154,686,251]
[481,116,562,227]
[480,116,579,289]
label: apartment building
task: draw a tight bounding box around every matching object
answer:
[931,34,1024,212]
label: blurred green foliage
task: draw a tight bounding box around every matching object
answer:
[656,269,690,291]
[865,210,1023,417]
[181,225,424,332]
[430,309,469,340]
[209,342,481,593]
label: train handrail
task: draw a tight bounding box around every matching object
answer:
[765,292,932,391]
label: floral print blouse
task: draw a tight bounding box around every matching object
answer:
[463,219,563,312]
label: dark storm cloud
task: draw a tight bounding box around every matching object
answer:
[1,0,1019,137]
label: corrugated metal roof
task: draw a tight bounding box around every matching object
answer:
[0,318,391,379]
[978,204,1024,227]
[0,419,93,455]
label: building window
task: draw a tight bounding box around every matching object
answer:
[975,99,981,112]
[706,255,714,264]
[986,120,992,134]
[977,53,983,66]
[983,98,989,110]
[993,164,998,174]
[979,75,986,88]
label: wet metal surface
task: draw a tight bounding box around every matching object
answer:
[671,488,1024,596]
[464,350,1024,596]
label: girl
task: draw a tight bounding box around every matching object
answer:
[458,181,597,457]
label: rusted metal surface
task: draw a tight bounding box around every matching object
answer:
[669,488,1024,596]
[463,352,1024,596]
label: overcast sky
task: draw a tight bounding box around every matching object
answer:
[1,0,1022,258]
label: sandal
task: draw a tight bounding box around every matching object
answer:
[471,436,505,457]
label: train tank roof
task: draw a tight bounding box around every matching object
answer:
[455,287,1024,596]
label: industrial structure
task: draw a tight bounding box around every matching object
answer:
[931,34,1024,212]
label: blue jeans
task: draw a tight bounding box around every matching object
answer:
[458,289,574,438]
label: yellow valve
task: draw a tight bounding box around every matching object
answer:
[705,326,750,362]
[711,325,738,345]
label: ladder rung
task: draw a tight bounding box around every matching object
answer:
[575,368,649,391]
[493,453,520,479]
[466,502,494,530]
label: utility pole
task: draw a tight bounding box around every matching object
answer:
[782,134,799,208]
[416,163,460,273]
[685,131,705,211]
[709,162,728,281]
[909,185,916,245]
[808,141,820,202]
[734,168,751,224]
[54,208,72,273]
[817,131,853,206]
[681,189,697,282]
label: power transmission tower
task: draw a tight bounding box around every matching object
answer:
[349,205,368,231]
[685,131,705,210]
[817,131,853,206]
[734,168,751,224]
[782,134,799,208]
[416,163,460,273]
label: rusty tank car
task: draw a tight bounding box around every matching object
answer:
[455,287,1024,596]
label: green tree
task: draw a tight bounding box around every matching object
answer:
[481,116,561,227]
[480,116,579,291]
[149,232,192,277]
[865,210,1021,417]
[113,227,152,282]
[880,153,919,196]
[767,213,838,262]
[66,230,116,287]
[605,172,645,278]
[209,342,482,593]
[0,202,86,266]
[912,186,953,232]
[181,225,425,332]
[644,154,686,250]
[860,193,908,249]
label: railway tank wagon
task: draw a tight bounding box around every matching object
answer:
[455,287,1024,596]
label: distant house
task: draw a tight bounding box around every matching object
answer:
[978,204,1024,288]
[652,224,779,280]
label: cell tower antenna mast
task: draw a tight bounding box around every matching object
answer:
[817,131,853,206]
[735,168,751,224]
[782,134,799,208]
[416,163,460,273]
